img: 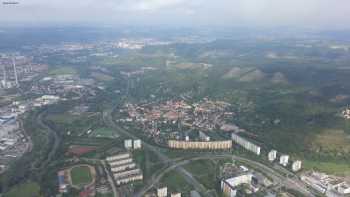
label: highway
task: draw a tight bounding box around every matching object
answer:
[35,109,61,170]
[34,102,315,197]
[103,105,316,197]
[135,154,315,197]
[102,160,120,197]
[103,108,213,197]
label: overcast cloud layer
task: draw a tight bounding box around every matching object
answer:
[0,0,349,28]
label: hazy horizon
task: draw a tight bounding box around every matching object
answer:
[0,0,350,30]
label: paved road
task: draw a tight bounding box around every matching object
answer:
[36,110,61,170]
[211,154,315,197]
[18,118,33,153]
[135,154,315,197]
[104,106,315,197]
[101,160,119,197]
[103,108,212,197]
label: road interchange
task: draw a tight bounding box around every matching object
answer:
[102,105,317,197]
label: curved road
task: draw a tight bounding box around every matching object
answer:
[104,106,315,197]
[103,108,212,197]
[36,110,61,170]
[135,154,315,197]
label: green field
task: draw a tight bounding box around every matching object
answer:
[161,171,193,193]
[90,72,114,81]
[4,181,41,197]
[48,66,77,75]
[46,111,101,136]
[96,193,114,197]
[161,160,218,194]
[303,160,350,176]
[184,160,217,189]
[70,166,93,186]
[47,113,80,124]
[90,127,118,138]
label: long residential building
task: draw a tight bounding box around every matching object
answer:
[114,168,141,179]
[109,158,133,167]
[106,153,130,162]
[111,162,136,173]
[106,152,143,186]
[231,133,261,155]
[168,140,232,150]
[115,173,143,185]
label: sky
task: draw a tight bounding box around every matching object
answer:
[0,0,350,29]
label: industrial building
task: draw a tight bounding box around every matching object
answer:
[279,155,289,166]
[168,140,232,150]
[33,95,60,107]
[221,170,263,197]
[301,171,350,195]
[300,173,327,194]
[231,133,261,155]
[220,164,269,197]
[57,170,68,193]
[221,173,253,197]
[335,182,350,194]
[0,116,18,139]
[268,150,277,162]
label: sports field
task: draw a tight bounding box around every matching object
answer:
[70,165,93,186]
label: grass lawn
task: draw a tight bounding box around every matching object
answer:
[161,171,193,193]
[310,129,350,153]
[4,181,41,197]
[303,160,350,176]
[90,127,118,138]
[47,113,80,124]
[70,166,93,186]
[96,193,114,197]
[90,72,114,81]
[49,66,77,75]
[184,160,217,189]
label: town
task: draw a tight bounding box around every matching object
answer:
[0,27,350,197]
